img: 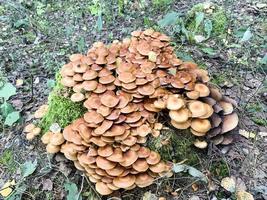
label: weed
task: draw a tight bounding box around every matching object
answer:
[0,149,17,172]
[152,0,173,9]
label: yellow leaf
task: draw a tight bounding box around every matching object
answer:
[239,130,256,139]
[148,51,157,62]
[16,79,24,86]
[0,179,16,197]
[236,190,254,200]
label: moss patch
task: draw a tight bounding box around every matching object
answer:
[39,74,86,132]
[147,128,199,165]
[186,2,227,36]
[210,160,229,179]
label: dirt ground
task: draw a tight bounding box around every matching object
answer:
[0,0,266,200]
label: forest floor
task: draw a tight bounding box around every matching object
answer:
[0,0,266,200]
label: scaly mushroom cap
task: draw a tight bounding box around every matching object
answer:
[194,83,210,97]
[98,145,114,157]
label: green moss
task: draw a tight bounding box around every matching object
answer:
[186,2,227,36]
[210,160,229,179]
[0,149,16,172]
[147,128,199,165]
[39,74,86,132]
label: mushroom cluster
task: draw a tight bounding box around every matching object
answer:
[41,131,65,153]
[44,29,238,195]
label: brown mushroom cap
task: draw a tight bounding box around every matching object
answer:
[135,173,154,188]
[136,124,151,137]
[221,112,238,133]
[71,93,85,102]
[24,123,35,133]
[137,84,155,96]
[166,95,185,110]
[186,91,200,99]
[188,101,207,118]
[82,70,98,80]
[41,131,53,144]
[84,111,104,124]
[32,127,41,135]
[137,147,151,158]
[199,104,214,119]
[191,119,211,133]
[106,165,124,176]
[194,139,208,149]
[149,161,166,173]
[169,108,190,123]
[50,133,65,145]
[120,150,138,167]
[96,156,116,170]
[194,83,210,97]
[113,175,136,189]
[118,72,136,83]
[82,80,98,91]
[132,159,149,172]
[146,151,160,165]
[171,120,191,130]
[100,91,120,108]
[98,145,114,157]
[46,143,60,154]
[95,182,113,196]
[219,101,234,115]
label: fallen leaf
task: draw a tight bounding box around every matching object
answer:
[236,190,254,200]
[20,159,38,178]
[148,51,157,62]
[0,179,16,197]
[49,123,61,134]
[64,181,82,200]
[192,183,199,191]
[42,179,53,191]
[236,178,247,192]
[194,35,206,43]
[16,79,24,86]
[221,177,236,193]
[239,129,256,139]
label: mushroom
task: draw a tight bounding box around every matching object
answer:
[95,182,113,195]
[50,133,65,145]
[166,95,185,110]
[221,112,238,133]
[191,119,211,133]
[113,175,136,188]
[194,139,208,149]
